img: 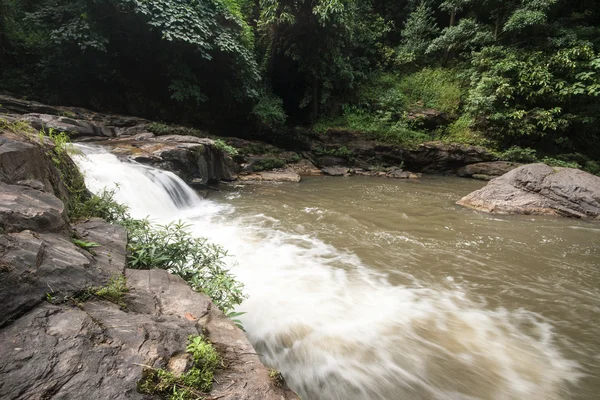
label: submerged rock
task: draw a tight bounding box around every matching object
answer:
[457,163,600,218]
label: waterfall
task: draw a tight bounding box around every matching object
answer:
[73,145,580,400]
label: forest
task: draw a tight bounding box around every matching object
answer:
[1,0,599,171]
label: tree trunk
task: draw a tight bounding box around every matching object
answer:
[494,14,501,40]
[449,9,456,27]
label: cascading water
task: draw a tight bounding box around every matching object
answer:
[73,145,586,400]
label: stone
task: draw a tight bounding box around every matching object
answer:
[321,167,350,176]
[289,158,323,176]
[386,169,410,179]
[237,169,302,183]
[316,155,348,168]
[0,239,297,400]
[402,141,497,173]
[0,134,71,201]
[457,161,522,180]
[0,219,127,326]
[405,108,450,130]
[457,163,600,218]
[0,181,66,233]
[16,179,46,191]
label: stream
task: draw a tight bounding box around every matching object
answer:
[74,145,600,400]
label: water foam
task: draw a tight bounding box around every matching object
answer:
[73,145,581,400]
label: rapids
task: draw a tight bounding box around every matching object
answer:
[74,145,600,400]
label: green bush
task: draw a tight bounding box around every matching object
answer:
[76,189,246,315]
[499,146,538,163]
[253,157,286,171]
[126,219,245,314]
[213,139,239,156]
[251,93,287,129]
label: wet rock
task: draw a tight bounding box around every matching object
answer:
[322,167,350,176]
[457,163,600,218]
[238,169,302,183]
[0,181,66,233]
[99,136,236,187]
[457,161,522,180]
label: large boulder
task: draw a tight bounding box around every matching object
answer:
[0,133,71,201]
[104,135,237,187]
[457,163,600,218]
[456,161,523,180]
[0,267,298,400]
[0,181,66,233]
[0,220,126,326]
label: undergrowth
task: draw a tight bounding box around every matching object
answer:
[138,335,220,399]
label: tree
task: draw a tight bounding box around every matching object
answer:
[396,1,440,66]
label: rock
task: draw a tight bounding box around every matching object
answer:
[21,113,120,137]
[16,179,46,191]
[457,161,522,180]
[0,267,298,400]
[96,135,237,187]
[316,155,348,168]
[0,134,71,201]
[0,181,66,233]
[403,141,497,173]
[321,167,350,176]
[0,222,123,326]
[405,108,450,130]
[457,163,600,218]
[238,169,302,183]
[289,158,323,176]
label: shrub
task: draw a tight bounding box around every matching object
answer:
[253,158,286,171]
[251,93,287,129]
[126,220,245,314]
[75,189,246,315]
[213,139,239,156]
[499,146,538,163]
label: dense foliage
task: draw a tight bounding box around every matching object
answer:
[1,0,599,161]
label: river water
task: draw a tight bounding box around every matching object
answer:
[74,146,600,400]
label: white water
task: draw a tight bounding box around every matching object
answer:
[74,145,582,400]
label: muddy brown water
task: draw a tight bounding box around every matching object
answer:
[209,176,600,400]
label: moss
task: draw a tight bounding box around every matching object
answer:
[268,368,285,388]
[137,335,221,399]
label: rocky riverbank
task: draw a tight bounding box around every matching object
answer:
[0,94,522,186]
[0,122,298,399]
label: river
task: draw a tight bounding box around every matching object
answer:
[74,146,600,400]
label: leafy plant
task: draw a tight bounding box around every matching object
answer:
[251,92,287,128]
[213,139,239,156]
[72,238,100,251]
[126,220,246,315]
[138,335,221,398]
